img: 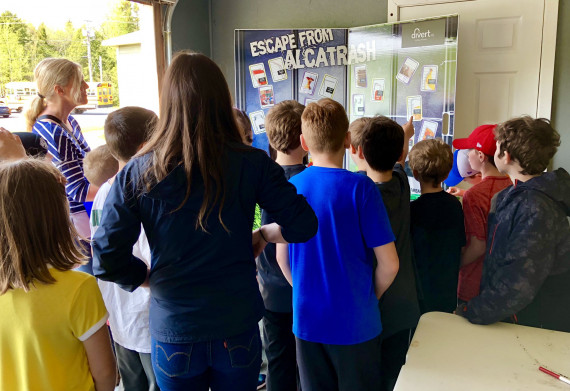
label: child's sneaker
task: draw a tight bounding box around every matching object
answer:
[257,373,266,390]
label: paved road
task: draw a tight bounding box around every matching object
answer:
[0,108,114,149]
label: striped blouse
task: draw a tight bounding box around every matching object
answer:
[32,116,91,214]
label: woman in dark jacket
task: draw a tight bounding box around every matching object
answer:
[92,52,317,391]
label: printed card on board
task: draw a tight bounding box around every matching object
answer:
[372,79,385,101]
[421,65,438,92]
[353,94,365,116]
[396,57,419,84]
[268,57,288,83]
[249,63,268,88]
[319,74,338,99]
[419,120,438,140]
[300,71,319,95]
[249,110,266,134]
[355,65,367,88]
[406,95,422,121]
[259,85,275,108]
[304,98,319,105]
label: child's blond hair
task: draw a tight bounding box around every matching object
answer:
[348,117,373,149]
[83,145,119,187]
[301,98,348,153]
[265,100,305,153]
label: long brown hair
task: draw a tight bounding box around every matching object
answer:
[138,52,243,231]
[0,159,86,294]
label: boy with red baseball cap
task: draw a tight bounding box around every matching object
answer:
[453,124,511,304]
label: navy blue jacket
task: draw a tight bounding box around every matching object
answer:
[92,144,317,343]
[465,168,570,332]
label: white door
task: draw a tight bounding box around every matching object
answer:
[388,0,558,139]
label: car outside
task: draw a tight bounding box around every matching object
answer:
[0,101,10,118]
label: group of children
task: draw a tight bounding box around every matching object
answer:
[258,98,569,391]
[0,90,568,391]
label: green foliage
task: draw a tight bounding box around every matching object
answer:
[0,0,140,105]
[253,204,262,231]
[0,23,27,85]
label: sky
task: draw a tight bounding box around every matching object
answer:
[0,0,122,30]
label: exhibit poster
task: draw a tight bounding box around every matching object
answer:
[319,74,338,99]
[372,79,385,101]
[235,15,458,195]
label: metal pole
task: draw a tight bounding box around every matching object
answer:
[164,0,179,66]
[87,35,93,83]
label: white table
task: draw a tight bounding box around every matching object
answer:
[394,312,570,390]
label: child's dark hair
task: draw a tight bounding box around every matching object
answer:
[495,116,560,175]
[104,106,158,162]
[409,139,453,187]
[362,116,404,172]
[265,100,305,153]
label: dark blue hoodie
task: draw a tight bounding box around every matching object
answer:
[465,168,570,332]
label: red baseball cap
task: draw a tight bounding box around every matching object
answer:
[452,124,497,156]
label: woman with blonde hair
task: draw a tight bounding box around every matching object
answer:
[92,52,317,391]
[0,159,116,391]
[26,58,98,258]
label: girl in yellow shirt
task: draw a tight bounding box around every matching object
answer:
[0,159,116,391]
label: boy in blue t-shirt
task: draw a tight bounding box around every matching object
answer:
[277,98,399,391]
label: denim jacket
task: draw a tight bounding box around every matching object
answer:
[92,144,317,343]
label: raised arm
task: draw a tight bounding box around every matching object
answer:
[397,116,414,166]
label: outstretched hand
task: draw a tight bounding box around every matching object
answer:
[398,116,415,165]
[402,116,415,140]
[0,127,26,161]
[447,187,466,197]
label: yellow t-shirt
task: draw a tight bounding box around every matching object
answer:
[0,269,108,391]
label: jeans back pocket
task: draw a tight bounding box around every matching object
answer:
[154,341,193,377]
[224,327,261,368]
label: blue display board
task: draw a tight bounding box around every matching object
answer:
[235,16,458,196]
[235,28,347,153]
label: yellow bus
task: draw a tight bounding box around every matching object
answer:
[96,82,113,108]
[4,81,37,113]
[4,81,114,114]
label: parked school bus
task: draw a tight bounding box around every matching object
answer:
[4,82,37,113]
[4,81,114,114]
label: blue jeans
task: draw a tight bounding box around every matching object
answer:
[151,326,262,391]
